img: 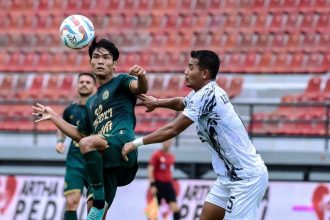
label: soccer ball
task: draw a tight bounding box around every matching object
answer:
[59,14,95,49]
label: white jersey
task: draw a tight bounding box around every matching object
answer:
[183,81,267,181]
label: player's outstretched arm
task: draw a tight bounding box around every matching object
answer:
[32,103,84,142]
[122,114,193,161]
[138,94,185,112]
[128,64,148,94]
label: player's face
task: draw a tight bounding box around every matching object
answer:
[184,58,204,90]
[90,47,116,79]
[78,75,94,97]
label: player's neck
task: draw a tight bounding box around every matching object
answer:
[194,79,213,91]
[79,96,88,105]
[97,74,114,86]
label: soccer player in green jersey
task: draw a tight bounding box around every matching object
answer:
[32,38,148,220]
[56,73,96,220]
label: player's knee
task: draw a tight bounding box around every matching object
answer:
[66,194,80,210]
[79,137,94,153]
[169,202,180,212]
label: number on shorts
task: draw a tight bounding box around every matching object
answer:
[226,196,235,213]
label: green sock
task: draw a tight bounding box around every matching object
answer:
[83,151,104,201]
[64,210,77,220]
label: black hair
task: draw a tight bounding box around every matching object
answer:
[190,50,220,80]
[88,37,119,61]
[78,72,96,84]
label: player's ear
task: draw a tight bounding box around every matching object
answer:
[113,60,118,68]
[202,69,209,79]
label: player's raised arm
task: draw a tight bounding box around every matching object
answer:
[128,64,148,94]
[138,94,185,112]
[32,103,84,142]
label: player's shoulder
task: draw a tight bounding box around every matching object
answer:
[65,102,77,111]
[116,73,134,80]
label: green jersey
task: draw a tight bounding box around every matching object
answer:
[78,74,137,138]
[63,103,85,169]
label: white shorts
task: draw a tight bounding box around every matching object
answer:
[205,171,268,220]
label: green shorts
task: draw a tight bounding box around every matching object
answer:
[64,166,89,196]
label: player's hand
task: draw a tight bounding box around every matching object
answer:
[137,94,157,112]
[121,142,136,161]
[129,65,146,77]
[32,103,57,123]
[56,142,65,154]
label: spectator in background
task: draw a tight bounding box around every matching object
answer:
[56,73,96,220]
[147,139,181,220]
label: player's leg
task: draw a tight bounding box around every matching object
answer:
[87,198,109,220]
[200,177,228,220]
[63,167,85,220]
[200,202,226,220]
[64,191,82,220]
[162,182,181,220]
[79,135,108,219]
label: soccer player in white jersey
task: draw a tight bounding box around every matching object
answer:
[122,50,268,220]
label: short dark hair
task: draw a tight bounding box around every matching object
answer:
[88,37,119,61]
[190,50,220,80]
[78,72,96,84]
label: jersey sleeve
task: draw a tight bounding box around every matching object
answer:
[183,90,195,107]
[77,105,93,136]
[182,91,205,122]
[62,106,71,123]
[121,74,137,92]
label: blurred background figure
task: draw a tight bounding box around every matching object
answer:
[147,139,181,220]
[56,73,96,220]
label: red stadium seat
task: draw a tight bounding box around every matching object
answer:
[11,75,28,100]
[287,33,300,51]
[58,75,74,100]
[301,12,316,29]
[149,75,165,98]
[227,77,243,99]
[194,32,211,49]
[317,33,330,52]
[165,75,183,97]
[180,0,193,11]
[19,75,44,100]
[305,52,327,73]
[0,75,14,100]
[7,51,23,72]
[42,75,60,100]
[321,78,330,101]
[316,12,330,31]
[297,77,322,102]
[216,77,228,90]
[137,0,152,10]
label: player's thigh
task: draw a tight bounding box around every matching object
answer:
[200,201,226,220]
[79,135,108,152]
[224,172,268,220]
[202,179,229,220]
